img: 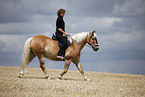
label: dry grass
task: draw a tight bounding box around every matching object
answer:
[0,66,145,97]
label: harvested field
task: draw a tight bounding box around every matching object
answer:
[0,66,145,97]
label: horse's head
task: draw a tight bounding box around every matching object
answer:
[87,30,99,51]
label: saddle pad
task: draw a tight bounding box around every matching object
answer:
[52,34,70,49]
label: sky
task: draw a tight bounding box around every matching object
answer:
[0,0,145,75]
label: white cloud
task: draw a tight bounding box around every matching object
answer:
[0,15,55,34]
[104,17,122,25]
[0,35,26,52]
[100,30,144,43]
[113,0,145,16]
[66,16,123,34]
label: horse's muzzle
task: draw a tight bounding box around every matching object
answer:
[92,44,99,51]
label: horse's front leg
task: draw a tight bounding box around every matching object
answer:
[58,59,71,79]
[72,59,90,81]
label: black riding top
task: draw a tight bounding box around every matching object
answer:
[56,16,65,35]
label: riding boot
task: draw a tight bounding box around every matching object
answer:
[57,49,63,56]
[57,49,64,60]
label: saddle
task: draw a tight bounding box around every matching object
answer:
[52,34,70,50]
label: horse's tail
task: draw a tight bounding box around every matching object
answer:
[19,37,33,77]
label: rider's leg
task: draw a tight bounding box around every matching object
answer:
[56,33,67,57]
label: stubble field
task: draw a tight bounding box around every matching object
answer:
[0,66,145,97]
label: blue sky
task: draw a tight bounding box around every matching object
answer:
[0,0,145,75]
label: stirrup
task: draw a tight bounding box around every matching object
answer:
[57,56,64,60]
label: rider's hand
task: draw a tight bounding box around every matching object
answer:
[65,32,69,36]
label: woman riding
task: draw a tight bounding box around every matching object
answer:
[55,9,69,59]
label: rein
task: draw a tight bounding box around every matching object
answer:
[68,35,92,48]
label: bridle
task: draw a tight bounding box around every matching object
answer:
[68,32,99,48]
[88,32,99,47]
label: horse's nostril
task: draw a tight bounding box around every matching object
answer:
[94,48,98,51]
[94,46,99,51]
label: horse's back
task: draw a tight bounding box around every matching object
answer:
[30,35,58,55]
[33,35,52,42]
[31,35,49,47]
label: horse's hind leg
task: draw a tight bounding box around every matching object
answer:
[38,55,50,79]
[58,59,71,79]
[19,51,36,78]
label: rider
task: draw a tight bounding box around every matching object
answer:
[55,9,69,59]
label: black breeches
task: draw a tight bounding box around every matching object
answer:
[56,32,67,50]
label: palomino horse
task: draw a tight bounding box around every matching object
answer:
[19,30,99,81]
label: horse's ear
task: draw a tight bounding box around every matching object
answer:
[91,30,96,36]
[92,30,96,33]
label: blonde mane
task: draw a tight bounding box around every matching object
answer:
[69,32,89,43]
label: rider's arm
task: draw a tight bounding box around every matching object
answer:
[58,28,69,36]
[56,17,69,36]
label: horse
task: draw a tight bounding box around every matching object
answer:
[19,30,99,81]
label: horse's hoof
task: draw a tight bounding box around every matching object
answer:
[18,75,23,78]
[84,76,90,82]
[48,77,51,80]
[45,76,51,80]
[58,76,62,80]
[57,78,62,80]
[87,79,90,82]
[84,78,90,82]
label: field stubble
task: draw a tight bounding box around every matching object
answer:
[0,66,145,97]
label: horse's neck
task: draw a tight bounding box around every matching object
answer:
[70,32,89,44]
[67,32,89,53]
[71,41,85,53]
[72,38,87,52]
